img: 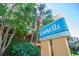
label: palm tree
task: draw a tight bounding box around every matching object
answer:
[33,4,52,20]
[31,4,53,44]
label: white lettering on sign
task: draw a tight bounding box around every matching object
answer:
[40,24,60,36]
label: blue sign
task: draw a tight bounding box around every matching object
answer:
[39,18,70,41]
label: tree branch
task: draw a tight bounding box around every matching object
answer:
[2,28,10,49]
[5,29,16,49]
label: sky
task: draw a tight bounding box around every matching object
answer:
[46,3,79,37]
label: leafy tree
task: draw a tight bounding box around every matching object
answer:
[5,3,37,36]
[0,3,37,55]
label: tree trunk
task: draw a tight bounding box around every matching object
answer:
[31,30,34,43]
[0,48,5,56]
[36,29,39,43]
[0,51,3,56]
[0,28,4,56]
[0,27,16,56]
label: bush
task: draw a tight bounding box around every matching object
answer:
[4,38,40,56]
[70,47,79,56]
[9,43,40,56]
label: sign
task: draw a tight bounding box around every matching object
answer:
[39,18,70,41]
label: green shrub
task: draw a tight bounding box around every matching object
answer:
[4,38,40,56]
[9,42,40,56]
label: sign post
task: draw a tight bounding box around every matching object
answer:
[51,37,70,56]
[39,17,71,56]
[41,40,52,56]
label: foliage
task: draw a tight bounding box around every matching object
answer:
[2,3,37,36]
[42,18,54,26]
[0,3,53,36]
[5,38,40,56]
[0,3,54,56]
[71,52,79,56]
[0,3,38,56]
[71,53,79,56]
[33,3,54,27]
[0,4,7,16]
[70,47,79,56]
[34,4,52,19]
